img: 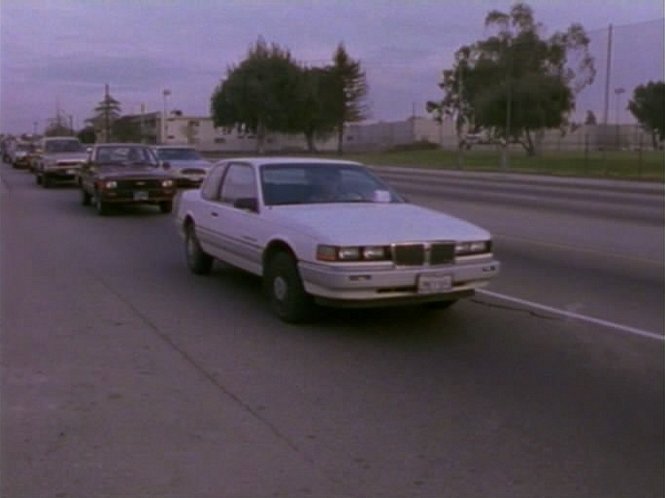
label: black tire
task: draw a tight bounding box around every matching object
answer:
[423,299,458,310]
[159,201,173,214]
[42,175,51,188]
[95,194,109,216]
[80,188,91,206]
[264,252,314,323]
[35,173,42,185]
[185,223,213,275]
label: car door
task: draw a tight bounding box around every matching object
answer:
[206,162,263,274]
[193,163,226,255]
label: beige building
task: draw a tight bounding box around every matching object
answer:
[115,111,655,153]
[155,114,455,153]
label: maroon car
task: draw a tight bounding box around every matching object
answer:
[79,144,176,215]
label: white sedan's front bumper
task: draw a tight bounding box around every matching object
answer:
[299,256,500,307]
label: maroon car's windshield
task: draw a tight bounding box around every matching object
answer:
[95,146,158,166]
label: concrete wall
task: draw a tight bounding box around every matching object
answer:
[118,112,659,153]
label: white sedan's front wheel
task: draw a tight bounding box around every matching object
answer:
[265,252,314,323]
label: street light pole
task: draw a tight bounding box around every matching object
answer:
[162,89,171,144]
[614,87,625,149]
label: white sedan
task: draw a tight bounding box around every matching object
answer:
[175,158,500,322]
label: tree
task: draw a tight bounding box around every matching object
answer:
[87,84,122,142]
[111,116,142,143]
[210,38,302,153]
[44,118,73,137]
[77,126,96,144]
[44,109,74,137]
[328,43,369,154]
[294,66,338,152]
[628,81,664,149]
[427,3,595,155]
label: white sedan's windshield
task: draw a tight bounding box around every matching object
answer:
[260,163,403,206]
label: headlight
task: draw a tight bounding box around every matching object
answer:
[317,245,390,262]
[338,247,361,260]
[162,179,174,188]
[455,240,491,255]
[362,246,387,260]
[104,181,117,189]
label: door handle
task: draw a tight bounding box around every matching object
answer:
[211,212,219,217]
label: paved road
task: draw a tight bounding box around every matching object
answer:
[1,163,663,497]
[373,166,665,335]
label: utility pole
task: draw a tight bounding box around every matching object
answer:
[602,24,613,125]
[162,89,171,144]
[457,62,465,169]
[104,83,110,143]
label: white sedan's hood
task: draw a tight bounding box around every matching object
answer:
[269,203,490,245]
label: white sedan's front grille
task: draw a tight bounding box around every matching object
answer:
[392,242,455,266]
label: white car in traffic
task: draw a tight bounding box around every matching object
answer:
[175,158,500,322]
[153,145,212,188]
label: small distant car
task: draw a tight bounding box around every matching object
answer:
[175,157,500,322]
[153,145,212,188]
[79,143,177,215]
[10,141,36,169]
[34,137,88,187]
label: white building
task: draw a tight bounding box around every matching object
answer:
[119,111,655,153]
[157,114,454,153]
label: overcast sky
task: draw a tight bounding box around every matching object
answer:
[1,0,663,135]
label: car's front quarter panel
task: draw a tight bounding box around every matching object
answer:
[261,204,500,306]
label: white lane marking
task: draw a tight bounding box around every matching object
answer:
[477,289,664,342]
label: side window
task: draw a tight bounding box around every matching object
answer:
[219,164,257,205]
[201,164,227,201]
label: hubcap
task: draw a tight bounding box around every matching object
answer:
[273,276,288,301]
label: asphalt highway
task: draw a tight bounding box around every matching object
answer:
[1,162,663,498]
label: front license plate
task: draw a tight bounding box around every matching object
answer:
[66,169,77,175]
[417,274,452,294]
[133,191,149,201]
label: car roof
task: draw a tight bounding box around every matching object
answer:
[94,143,150,147]
[154,145,196,149]
[218,157,364,167]
[43,136,81,141]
